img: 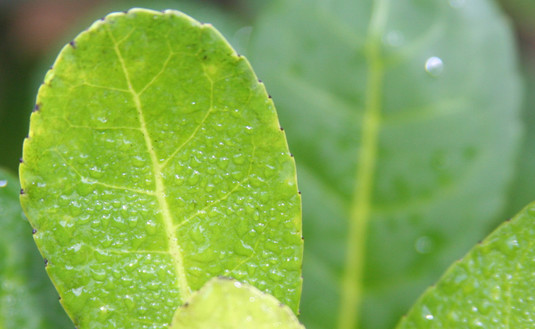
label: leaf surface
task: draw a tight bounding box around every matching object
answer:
[170,277,305,329]
[250,0,521,328]
[396,202,535,328]
[0,168,72,329]
[20,8,302,329]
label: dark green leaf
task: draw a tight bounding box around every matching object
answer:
[250,0,522,328]
[0,168,72,328]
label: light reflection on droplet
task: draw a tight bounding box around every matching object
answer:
[425,56,444,77]
[0,180,7,188]
[425,314,434,320]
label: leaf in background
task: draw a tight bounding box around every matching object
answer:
[0,168,72,329]
[249,0,521,328]
[498,0,535,31]
[170,277,305,329]
[502,63,535,220]
[20,8,302,329]
[396,202,535,328]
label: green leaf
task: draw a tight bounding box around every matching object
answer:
[0,168,72,329]
[249,0,521,328]
[170,277,305,329]
[20,8,302,329]
[396,203,535,328]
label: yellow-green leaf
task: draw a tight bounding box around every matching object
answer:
[20,8,302,328]
[170,277,305,329]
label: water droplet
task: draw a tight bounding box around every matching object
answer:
[77,183,94,197]
[449,0,466,9]
[89,166,104,178]
[234,240,254,257]
[232,153,245,165]
[72,287,83,296]
[145,220,157,235]
[91,268,107,281]
[98,305,110,320]
[187,171,200,185]
[124,295,135,310]
[268,269,284,282]
[425,314,434,320]
[383,30,404,47]
[233,281,242,288]
[190,224,205,243]
[415,236,433,254]
[425,56,444,77]
[0,180,7,188]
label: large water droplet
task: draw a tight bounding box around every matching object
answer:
[0,180,7,188]
[425,57,444,77]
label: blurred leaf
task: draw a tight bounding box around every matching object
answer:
[0,168,72,328]
[170,277,305,329]
[250,0,522,328]
[502,63,535,219]
[498,0,535,31]
[396,202,535,328]
[20,9,301,328]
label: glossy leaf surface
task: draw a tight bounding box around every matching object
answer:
[0,168,72,329]
[397,202,535,328]
[170,277,305,329]
[20,8,302,329]
[250,0,521,328]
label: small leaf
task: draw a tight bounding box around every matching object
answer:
[0,168,72,329]
[170,277,305,329]
[20,8,302,328]
[396,203,535,328]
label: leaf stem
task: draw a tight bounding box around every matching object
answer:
[337,1,388,328]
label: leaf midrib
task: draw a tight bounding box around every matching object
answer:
[107,25,192,303]
[337,0,389,328]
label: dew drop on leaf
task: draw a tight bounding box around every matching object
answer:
[425,56,444,77]
[0,179,7,187]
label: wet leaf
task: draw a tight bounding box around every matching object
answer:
[20,8,302,329]
[250,0,521,328]
[0,168,72,328]
[170,277,305,329]
[396,202,535,328]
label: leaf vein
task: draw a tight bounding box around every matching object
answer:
[107,25,192,302]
